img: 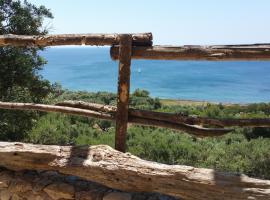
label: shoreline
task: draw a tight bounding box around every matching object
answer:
[60,89,267,106]
[159,98,253,106]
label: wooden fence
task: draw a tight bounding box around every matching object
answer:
[0,33,270,152]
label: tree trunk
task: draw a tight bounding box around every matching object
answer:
[0,142,269,200]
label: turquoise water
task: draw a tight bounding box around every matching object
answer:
[40,47,270,103]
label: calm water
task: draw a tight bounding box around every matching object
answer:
[40,47,270,103]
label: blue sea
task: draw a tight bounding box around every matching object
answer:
[40,47,270,103]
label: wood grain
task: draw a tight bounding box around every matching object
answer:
[0,142,269,200]
[115,34,132,152]
[111,44,270,60]
[0,33,152,46]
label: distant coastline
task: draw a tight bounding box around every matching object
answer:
[159,98,252,106]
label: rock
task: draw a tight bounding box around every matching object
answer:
[44,183,75,200]
[103,192,131,200]
[8,179,32,193]
[75,191,97,200]
[0,168,178,200]
[132,194,147,200]
[0,189,12,200]
[33,180,52,193]
[20,191,50,200]
[11,194,22,200]
[0,172,12,189]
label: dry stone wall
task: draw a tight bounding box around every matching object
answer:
[0,168,178,200]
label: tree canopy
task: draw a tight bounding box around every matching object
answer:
[0,0,53,140]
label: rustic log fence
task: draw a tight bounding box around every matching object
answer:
[0,33,270,152]
[0,33,270,199]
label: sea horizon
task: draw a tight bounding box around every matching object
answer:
[40,47,270,104]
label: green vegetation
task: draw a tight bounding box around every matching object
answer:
[25,89,270,180]
[0,0,53,140]
[0,0,269,183]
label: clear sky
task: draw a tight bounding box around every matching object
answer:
[28,0,270,45]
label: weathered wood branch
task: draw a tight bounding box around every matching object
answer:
[0,142,269,200]
[56,101,270,128]
[0,33,152,47]
[0,101,113,120]
[56,101,117,113]
[2,100,269,137]
[115,34,132,152]
[179,116,270,128]
[0,101,232,137]
[129,117,230,137]
[110,44,270,60]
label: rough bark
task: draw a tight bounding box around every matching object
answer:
[0,142,269,200]
[0,33,152,47]
[115,34,132,152]
[110,44,270,60]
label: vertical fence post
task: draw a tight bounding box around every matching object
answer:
[115,34,132,152]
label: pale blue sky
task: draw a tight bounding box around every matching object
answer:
[29,0,270,45]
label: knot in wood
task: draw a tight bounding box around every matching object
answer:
[92,152,103,162]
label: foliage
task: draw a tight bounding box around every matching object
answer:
[0,0,53,140]
[26,89,270,179]
[132,89,150,97]
[1,0,269,185]
[126,126,270,179]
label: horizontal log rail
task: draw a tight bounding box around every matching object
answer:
[0,142,269,200]
[0,101,232,137]
[1,33,270,61]
[1,100,270,137]
[56,101,270,128]
[111,44,270,60]
[0,33,153,47]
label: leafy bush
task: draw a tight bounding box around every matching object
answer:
[25,89,270,179]
[0,0,53,141]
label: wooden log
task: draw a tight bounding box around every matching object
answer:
[0,101,232,137]
[115,34,132,152]
[0,142,269,200]
[57,101,270,128]
[0,33,152,47]
[0,101,113,120]
[176,116,270,128]
[56,101,117,113]
[128,116,231,137]
[3,100,269,137]
[110,44,270,60]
